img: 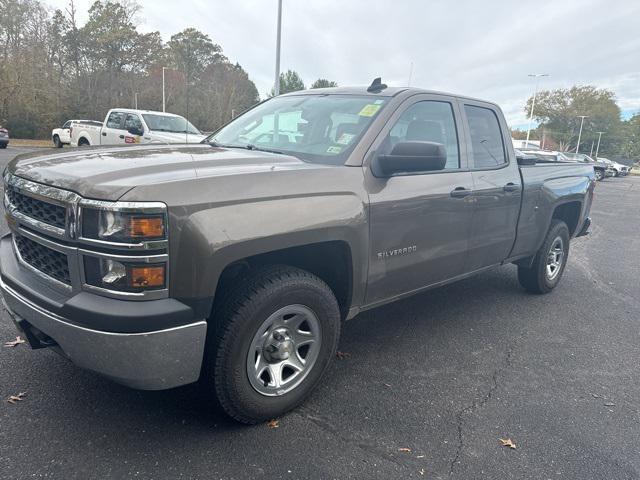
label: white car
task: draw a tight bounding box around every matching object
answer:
[52,120,101,148]
[70,108,206,147]
[598,157,630,176]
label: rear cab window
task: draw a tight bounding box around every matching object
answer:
[464,104,507,169]
[106,112,125,129]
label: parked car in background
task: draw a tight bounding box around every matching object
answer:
[52,120,101,148]
[0,126,8,149]
[522,150,609,181]
[598,157,630,176]
[70,109,206,147]
[2,84,595,423]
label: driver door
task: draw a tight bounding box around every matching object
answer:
[364,95,475,305]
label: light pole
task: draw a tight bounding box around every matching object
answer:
[273,0,283,96]
[134,92,138,110]
[162,67,167,112]
[575,115,588,154]
[525,73,549,148]
[595,131,604,158]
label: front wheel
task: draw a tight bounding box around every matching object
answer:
[208,265,341,424]
[518,219,570,294]
[53,135,62,148]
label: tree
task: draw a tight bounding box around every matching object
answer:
[167,28,226,79]
[526,85,621,152]
[310,78,337,89]
[270,69,305,96]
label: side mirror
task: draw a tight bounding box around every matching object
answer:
[372,141,447,177]
[515,152,536,166]
[128,127,144,136]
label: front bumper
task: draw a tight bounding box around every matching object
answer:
[1,277,207,389]
[0,233,207,390]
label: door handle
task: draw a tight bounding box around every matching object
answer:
[450,187,472,198]
[503,182,521,193]
[102,132,107,136]
[119,135,125,139]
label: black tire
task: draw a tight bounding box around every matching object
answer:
[208,265,341,424]
[518,219,570,294]
[53,135,62,148]
[594,169,604,181]
[78,137,89,147]
[0,143,6,149]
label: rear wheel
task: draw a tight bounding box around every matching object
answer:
[0,143,6,149]
[78,137,89,147]
[207,265,341,424]
[518,219,570,294]
[53,135,62,148]
[594,169,604,181]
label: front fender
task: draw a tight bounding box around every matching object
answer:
[170,193,369,308]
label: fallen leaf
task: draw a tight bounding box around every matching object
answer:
[419,468,425,475]
[591,393,600,398]
[336,351,351,359]
[604,402,615,407]
[267,419,279,429]
[7,392,27,404]
[398,447,412,453]
[383,383,392,388]
[499,438,516,449]
[416,455,425,458]
[3,336,25,348]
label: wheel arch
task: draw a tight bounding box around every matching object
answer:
[212,240,354,322]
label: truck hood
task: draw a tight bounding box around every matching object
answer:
[8,144,326,201]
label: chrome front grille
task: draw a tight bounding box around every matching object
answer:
[14,234,71,285]
[6,185,66,229]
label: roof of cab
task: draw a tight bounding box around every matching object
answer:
[280,85,501,108]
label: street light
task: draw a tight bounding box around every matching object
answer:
[595,131,605,158]
[162,67,167,112]
[525,73,549,148]
[273,0,283,96]
[576,115,588,154]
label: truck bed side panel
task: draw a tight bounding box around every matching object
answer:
[510,164,593,259]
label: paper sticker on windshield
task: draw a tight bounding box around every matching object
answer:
[358,104,381,117]
[337,133,356,145]
[327,146,342,154]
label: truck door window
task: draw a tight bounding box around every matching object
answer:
[106,112,125,129]
[62,121,72,129]
[382,101,460,169]
[464,105,507,168]
[124,114,143,132]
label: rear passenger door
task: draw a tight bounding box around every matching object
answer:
[461,101,521,271]
[364,95,475,304]
[102,111,127,145]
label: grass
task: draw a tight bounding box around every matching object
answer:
[9,139,52,147]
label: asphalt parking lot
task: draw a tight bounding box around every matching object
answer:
[0,147,639,479]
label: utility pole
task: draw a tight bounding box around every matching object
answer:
[273,0,283,96]
[590,139,595,157]
[134,92,138,110]
[408,61,414,87]
[595,131,604,158]
[525,73,549,148]
[576,115,588,154]
[162,67,167,112]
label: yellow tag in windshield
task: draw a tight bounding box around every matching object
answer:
[358,104,381,117]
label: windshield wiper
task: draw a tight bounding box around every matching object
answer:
[246,144,283,154]
[208,141,283,155]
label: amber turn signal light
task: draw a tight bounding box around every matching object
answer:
[129,265,165,288]
[128,217,164,238]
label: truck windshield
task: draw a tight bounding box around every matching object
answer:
[207,94,389,165]
[142,114,201,135]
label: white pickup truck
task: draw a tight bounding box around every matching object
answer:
[70,108,206,147]
[52,120,102,148]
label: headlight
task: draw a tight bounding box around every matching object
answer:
[84,256,166,292]
[81,207,166,244]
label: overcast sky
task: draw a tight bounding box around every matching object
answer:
[47,0,640,127]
